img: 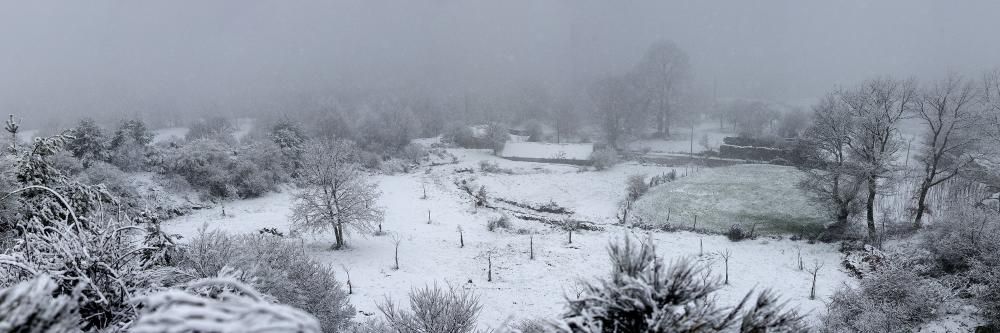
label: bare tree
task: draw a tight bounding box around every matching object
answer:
[341,265,352,294]
[911,75,981,228]
[797,93,865,237]
[590,74,643,149]
[290,140,384,250]
[478,248,497,282]
[390,233,402,270]
[633,40,693,138]
[553,100,579,143]
[982,70,1000,146]
[564,219,580,244]
[717,249,732,285]
[457,225,464,248]
[842,77,917,241]
[807,260,825,300]
[529,234,535,260]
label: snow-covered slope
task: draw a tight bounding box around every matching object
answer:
[163,148,849,329]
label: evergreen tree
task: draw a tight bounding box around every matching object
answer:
[270,119,308,175]
[67,118,109,166]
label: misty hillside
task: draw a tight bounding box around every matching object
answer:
[2,2,1000,333]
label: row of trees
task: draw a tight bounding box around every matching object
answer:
[798,72,1000,241]
[590,40,695,148]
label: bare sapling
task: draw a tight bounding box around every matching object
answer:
[421,182,427,199]
[718,249,732,284]
[341,265,353,294]
[797,247,803,271]
[693,214,698,230]
[699,238,703,257]
[457,225,464,248]
[529,234,535,260]
[427,209,431,224]
[808,260,824,300]
[390,233,402,270]
[486,250,494,282]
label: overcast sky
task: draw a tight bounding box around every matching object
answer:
[2,0,999,125]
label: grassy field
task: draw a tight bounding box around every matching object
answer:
[633,164,829,235]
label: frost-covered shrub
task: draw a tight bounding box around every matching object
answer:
[79,161,139,206]
[49,150,85,175]
[479,160,512,174]
[185,117,235,142]
[443,124,482,149]
[557,236,804,332]
[108,119,154,172]
[179,229,355,332]
[163,138,283,199]
[163,138,233,197]
[921,209,1000,274]
[349,320,392,333]
[727,224,750,241]
[507,318,550,333]
[67,118,110,165]
[401,143,428,165]
[359,150,383,170]
[590,149,618,170]
[822,263,947,333]
[380,158,410,174]
[377,284,482,333]
[132,277,322,333]
[625,174,648,202]
[0,217,153,330]
[0,274,81,332]
[919,209,1000,323]
[487,215,511,232]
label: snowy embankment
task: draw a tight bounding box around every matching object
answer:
[164,148,848,329]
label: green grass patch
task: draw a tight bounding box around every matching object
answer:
[633,164,828,235]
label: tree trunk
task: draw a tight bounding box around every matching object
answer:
[333,223,345,250]
[866,176,878,242]
[656,112,665,137]
[913,180,931,229]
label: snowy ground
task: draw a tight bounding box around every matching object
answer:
[164,148,850,330]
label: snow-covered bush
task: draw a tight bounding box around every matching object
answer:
[79,161,140,207]
[921,209,1000,274]
[0,216,154,330]
[179,228,356,332]
[401,143,427,165]
[66,117,110,165]
[590,149,618,170]
[108,119,155,172]
[487,214,511,232]
[49,150,85,175]
[442,124,483,149]
[625,174,649,202]
[186,117,236,142]
[484,123,509,155]
[556,236,805,332]
[163,138,233,197]
[479,160,512,174]
[822,263,948,333]
[0,274,81,332]
[377,284,483,333]
[163,138,285,199]
[727,224,751,241]
[919,208,1000,323]
[132,277,322,333]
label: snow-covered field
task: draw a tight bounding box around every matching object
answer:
[634,164,828,234]
[163,148,849,329]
